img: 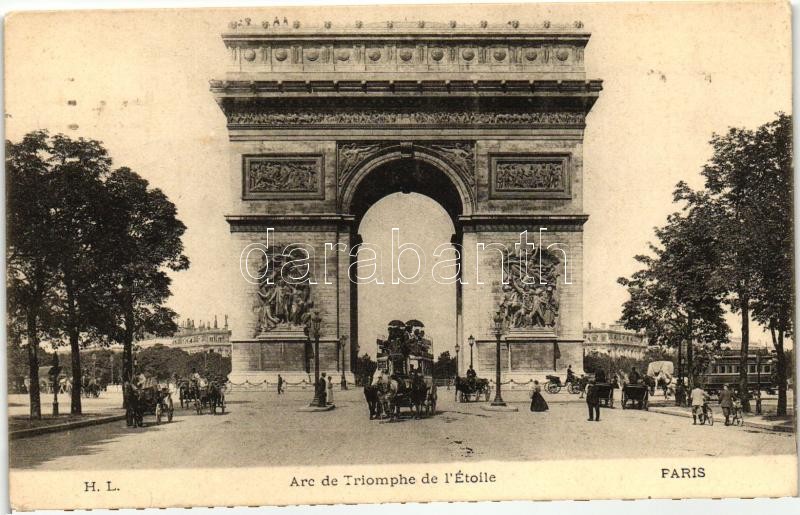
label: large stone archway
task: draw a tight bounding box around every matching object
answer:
[211,20,602,384]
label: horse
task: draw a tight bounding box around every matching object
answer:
[424,383,438,416]
[206,381,225,414]
[380,379,399,420]
[178,379,197,409]
[408,375,429,419]
[363,383,383,420]
[124,381,145,427]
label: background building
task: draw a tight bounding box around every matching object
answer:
[583,322,648,359]
[137,315,232,356]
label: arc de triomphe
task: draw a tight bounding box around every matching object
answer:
[211,20,602,384]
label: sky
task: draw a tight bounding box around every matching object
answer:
[4,2,793,356]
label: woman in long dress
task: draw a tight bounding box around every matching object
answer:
[530,380,549,412]
[327,375,334,404]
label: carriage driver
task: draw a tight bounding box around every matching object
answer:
[628,367,642,385]
[466,366,477,380]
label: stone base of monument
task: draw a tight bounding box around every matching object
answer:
[297,404,336,412]
[480,404,519,412]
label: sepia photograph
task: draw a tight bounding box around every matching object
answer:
[4,0,797,509]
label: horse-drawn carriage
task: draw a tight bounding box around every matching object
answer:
[365,320,437,420]
[455,375,490,402]
[178,377,226,414]
[544,374,582,394]
[621,383,649,410]
[125,382,174,427]
[591,383,615,407]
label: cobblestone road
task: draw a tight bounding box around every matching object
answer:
[10,389,796,470]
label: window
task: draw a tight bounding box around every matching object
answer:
[749,364,756,373]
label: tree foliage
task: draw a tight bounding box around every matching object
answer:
[6,131,189,418]
[432,350,457,379]
[618,114,793,413]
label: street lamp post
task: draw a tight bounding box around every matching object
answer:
[468,334,475,369]
[454,342,460,401]
[309,311,324,407]
[491,311,507,407]
[339,335,347,390]
[50,353,61,416]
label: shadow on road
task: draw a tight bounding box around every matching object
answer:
[10,419,182,469]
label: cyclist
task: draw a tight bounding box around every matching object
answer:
[690,382,710,425]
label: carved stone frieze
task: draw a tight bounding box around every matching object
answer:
[489,154,571,199]
[242,154,324,199]
[228,108,585,128]
[496,161,563,190]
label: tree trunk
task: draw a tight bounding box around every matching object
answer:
[774,319,788,416]
[738,291,751,412]
[686,313,694,388]
[122,306,135,384]
[69,327,82,414]
[26,309,42,420]
[67,282,82,414]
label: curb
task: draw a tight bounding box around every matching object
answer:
[10,413,127,440]
[648,406,795,433]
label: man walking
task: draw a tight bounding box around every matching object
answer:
[690,382,709,425]
[277,374,284,395]
[719,384,734,425]
[586,380,601,422]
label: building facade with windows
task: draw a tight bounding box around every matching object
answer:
[583,322,648,359]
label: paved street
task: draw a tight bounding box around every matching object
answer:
[9,387,795,470]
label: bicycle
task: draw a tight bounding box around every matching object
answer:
[699,403,714,426]
[730,402,744,426]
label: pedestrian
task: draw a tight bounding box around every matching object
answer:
[317,372,327,406]
[277,374,284,394]
[586,380,601,422]
[327,374,334,404]
[719,384,734,425]
[690,382,709,425]
[529,380,548,412]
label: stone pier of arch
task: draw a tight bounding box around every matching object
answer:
[210,20,602,385]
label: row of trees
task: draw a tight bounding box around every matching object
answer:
[618,113,793,415]
[7,344,231,394]
[7,131,189,418]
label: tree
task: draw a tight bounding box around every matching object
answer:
[432,351,457,379]
[101,168,189,388]
[746,114,793,416]
[618,208,730,386]
[673,121,772,412]
[6,131,60,419]
[354,353,377,384]
[45,134,115,414]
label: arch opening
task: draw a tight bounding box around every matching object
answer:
[345,155,468,226]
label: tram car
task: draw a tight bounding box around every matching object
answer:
[374,319,437,417]
[699,349,776,396]
[376,319,434,381]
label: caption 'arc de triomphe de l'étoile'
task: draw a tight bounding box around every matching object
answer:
[210,19,603,384]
